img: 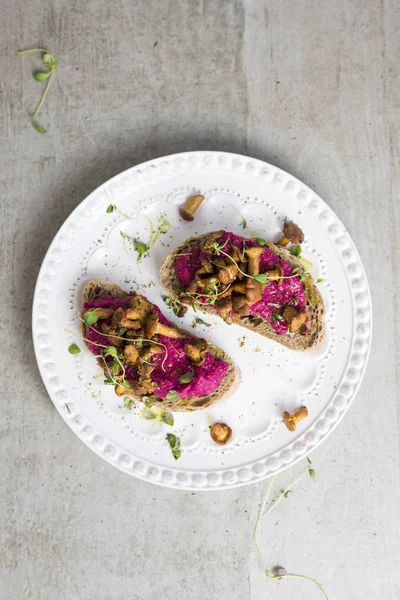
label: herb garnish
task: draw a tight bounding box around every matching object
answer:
[166,390,179,401]
[134,240,149,260]
[68,343,81,355]
[290,245,302,257]
[140,403,174,426]
[142,408,156,420]
[120,215,171,267]
[162,413,174,426]
[192,317,211,327]
[123,397,134,410]
[230,205,247,229]
[272,312,283,322]
[83,309,99,325]
[179,369,195,384]
[18,48,58,133]
[254,237,267,246]
[164,296,185,317]
[292,267,308,283]
[253,459,329,599]
[143,396,153,409]
[253,273,268,284]
[104,188,130,219]
[166,433,182,460]
[316,278,324,284]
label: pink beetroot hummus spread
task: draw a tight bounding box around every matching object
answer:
[175,232,306,334]
[83,294,229,399]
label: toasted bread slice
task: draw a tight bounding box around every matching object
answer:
[159,232,325,351]
[81,279,239,412]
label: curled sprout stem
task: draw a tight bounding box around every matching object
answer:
[253,466,330,600]
[18,48,58,133]
[266,572,329,600]
[185,283,232,305]
[104,187,130,219]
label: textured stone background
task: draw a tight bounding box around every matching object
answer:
[1,1,399,598]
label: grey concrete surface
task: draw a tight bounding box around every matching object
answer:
[1,1,399,598]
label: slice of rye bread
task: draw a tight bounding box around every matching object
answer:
[159,231,325,351]
[81,279,239,412]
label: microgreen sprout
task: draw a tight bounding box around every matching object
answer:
[185,281,231,306]
[147,214,171,247]
[164,296,186,317]
[253,461,328,599]
[316,277,324,284]
[254,237,267,246]
[162,412,174,426]
[166,390,179,402]
[230,205,247,229]
[272,312,283,322]
[179,369,194,384]
[68,343,81,355]
[166,433,182,460]
[83,309,99,326]
[140,402,174,426]
[192,317,211,327]
[142,408,156,420]
[292,267,308,283]
[290,245,302,257]
[18,48,58,133]
[120,215,170,268]
[143,396,153,409]
[104,188,130,219]
[123,397,134,410]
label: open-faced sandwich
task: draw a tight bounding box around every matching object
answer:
[81,279,238,412]
[160,229,325,351]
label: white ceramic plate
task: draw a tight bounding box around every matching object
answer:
[32,152,372,490]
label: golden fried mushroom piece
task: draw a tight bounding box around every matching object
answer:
[268,264,284,285]
[196,259,214,276]
[210,423,232,445]
[233,282,247,294]
[126,296,153,322]
[215,298,233,323]
[282,307,307,333]
[93,308,113,320]
[217,263,239,285]
[245,278,263,306]
[230,245,242,263]
[278,221,305,246]
[179,194,205,221]
[111,307,125,327]
[120,318,141,330]
[139,345,164,362]
[244,247,264,277]
[184,339,208,365]
[145,312,185,339]
[282,406,308,431]
[232,295,251,316]
[124,344,139,364]
[115,384,130,397]
[101,323,123,347]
